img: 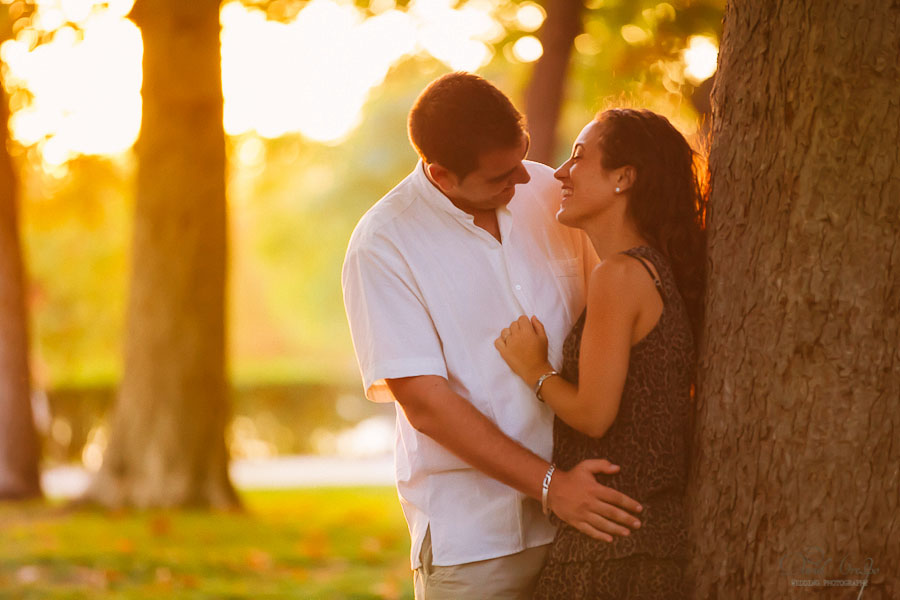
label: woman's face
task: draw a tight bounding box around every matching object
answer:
[553,120,626,228]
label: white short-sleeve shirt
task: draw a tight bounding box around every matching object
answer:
[342,160,596,568]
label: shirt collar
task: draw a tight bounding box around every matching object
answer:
[412,160,476,225]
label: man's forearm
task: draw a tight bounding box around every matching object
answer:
[387,375,549,500]
[386,374,643,541]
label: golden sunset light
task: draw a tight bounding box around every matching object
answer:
[1,0,718,167]
[1,0,524,161]
[6,2,887,598]
[1,0,142,167]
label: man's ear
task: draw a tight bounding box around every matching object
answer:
[615,165,637,193]
[426,163,459,195]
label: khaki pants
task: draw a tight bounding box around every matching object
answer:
[413,528,550,600]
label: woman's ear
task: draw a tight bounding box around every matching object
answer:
[615,165,637,193]
[426,163,459,195]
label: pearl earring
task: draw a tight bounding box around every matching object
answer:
[615,187,621,193]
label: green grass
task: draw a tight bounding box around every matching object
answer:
[0,488,413,599]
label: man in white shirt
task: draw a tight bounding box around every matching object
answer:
[342,73,642,599]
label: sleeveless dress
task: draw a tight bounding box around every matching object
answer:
[533,246,694,600]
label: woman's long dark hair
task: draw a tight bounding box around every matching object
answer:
[596,108,708,341]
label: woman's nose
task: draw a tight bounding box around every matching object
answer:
[554,160,571,181]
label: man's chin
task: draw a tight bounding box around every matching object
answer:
[494,187,516,205]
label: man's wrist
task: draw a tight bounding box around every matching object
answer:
[541,463,556,515]
[543,466,568,512]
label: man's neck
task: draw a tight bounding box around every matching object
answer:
[423,164,502,243]
[472,210,501,243]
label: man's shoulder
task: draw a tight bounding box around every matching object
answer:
[523,159,556,181]
[521,161,560,198]
[347,171,419,253]
[514,160,561,216]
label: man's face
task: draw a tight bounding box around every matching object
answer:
[437,134,531,215]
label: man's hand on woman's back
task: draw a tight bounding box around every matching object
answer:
[549,459,643,542]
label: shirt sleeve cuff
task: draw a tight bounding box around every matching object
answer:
[363,358,448,402]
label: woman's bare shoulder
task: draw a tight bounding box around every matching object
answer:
[589,253,643,290]
[587,253,660,308]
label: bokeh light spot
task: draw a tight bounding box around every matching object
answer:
[511,35,543,63]
[621,24,650,45]
[574,32,601,56]
[683,35,718,84]
[514,2,546,32]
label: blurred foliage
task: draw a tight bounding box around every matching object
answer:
[0,487,413,598]
[11,0,723,389]
[42,382,393,464]
[225,58,436,386]
[548,0,724,164]
[20,154,133,387]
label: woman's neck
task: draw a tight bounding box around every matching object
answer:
[582,208,648,261]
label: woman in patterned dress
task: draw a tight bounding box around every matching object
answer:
[495,108,707,599]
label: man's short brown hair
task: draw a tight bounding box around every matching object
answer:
[408,72,527,179]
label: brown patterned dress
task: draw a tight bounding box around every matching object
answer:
[534,246,694,600]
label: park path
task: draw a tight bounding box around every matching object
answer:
[41,454,395,498]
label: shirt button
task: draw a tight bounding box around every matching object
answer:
[515,285,522,291]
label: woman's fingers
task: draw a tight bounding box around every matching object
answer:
[532,316,546,338]
[505,315,543,337]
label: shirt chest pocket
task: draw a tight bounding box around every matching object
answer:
[551,257,580,278]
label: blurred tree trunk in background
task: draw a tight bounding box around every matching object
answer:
[82,0,239,508]
[688,1,899,597]
[0,75,42,500]
[524,0,584,165]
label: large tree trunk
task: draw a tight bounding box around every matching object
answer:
[0,76,42,500]
[687,1,899,598]
[523,0,584,165]
[82,0,239,509]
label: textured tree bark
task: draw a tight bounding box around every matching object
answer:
[0,77,42,500]
[687,1,899,598]
[523,0,584,165]
[82,0,239,509]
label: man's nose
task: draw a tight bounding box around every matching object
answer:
[513,163,530,185]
